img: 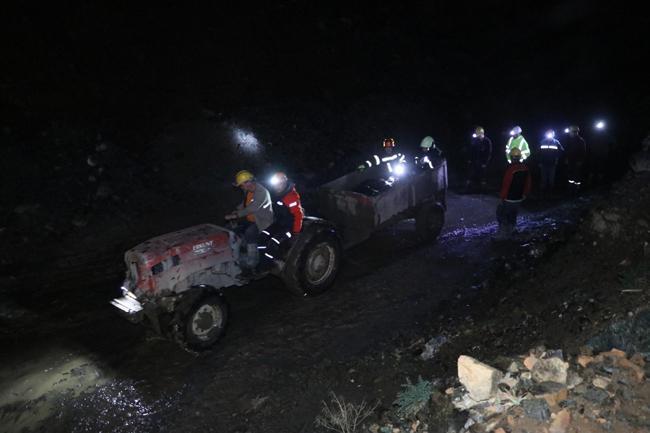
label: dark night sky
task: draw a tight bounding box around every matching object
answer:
[2,1,649,144]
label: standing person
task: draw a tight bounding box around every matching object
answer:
[465,126,493,191]
[415,136,442,169]
[537,129,564,198]
[358,137,407,172]
[259,172,305,267]
[495,148,532,239]
[225,170,273,273]
[563,125,587,190]
[505,125,531,163]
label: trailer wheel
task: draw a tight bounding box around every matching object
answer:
[283,232,341,296]
[183,294,228,350]
[416,203,445,241]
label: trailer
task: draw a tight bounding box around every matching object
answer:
[318,158,448,248]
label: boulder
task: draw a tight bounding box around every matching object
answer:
[521,398,551,421]
[549,409,571,433]
[457,355,504,401]
[531,357,569,384]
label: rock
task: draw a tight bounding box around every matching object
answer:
[457,355,504,401]
[577,355,594,368]
[602,211,621,222]
[521,398,551,421]
[523,355,538,370]
[630,150,650,173]
[369,423,380,433]
[592,376,611,389]
[566,371,583,389]
[630,353,645,367]
[531,357,569,384]
[549,409,571,433]
[617,357,645,382]
[420,335,448,360]
[507,361,520,373]
[602,348,627,358]
[532,383,568,408]
[543,349,564,360]
[584,387,609,404]
[591,212,608,233]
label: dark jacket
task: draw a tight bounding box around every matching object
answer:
[468,136,493,165]
[564,134,587,162]
[500,163,532,202]
[538,138,564,165]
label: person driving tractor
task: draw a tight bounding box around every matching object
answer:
[225,170,273,273]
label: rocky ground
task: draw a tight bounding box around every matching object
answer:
[338,171,650,433]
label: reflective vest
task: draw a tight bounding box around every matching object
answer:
[506,136,531,162]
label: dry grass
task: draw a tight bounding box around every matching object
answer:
[315,392,377,433]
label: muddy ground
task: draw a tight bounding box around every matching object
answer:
[0,186,595,433]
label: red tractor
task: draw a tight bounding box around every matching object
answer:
[111,219,341,350]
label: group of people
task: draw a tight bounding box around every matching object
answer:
[225,135,444,275]
[224,124,598,270]
[357,136,443,174]
[224,169,304,276]
[466,124,590,238]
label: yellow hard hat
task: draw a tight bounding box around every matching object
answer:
[475,126,485,135]
[234,170,254,186]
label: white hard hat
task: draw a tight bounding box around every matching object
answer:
[511,125,522,135]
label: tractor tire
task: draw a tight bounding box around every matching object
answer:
[416,203,445,241]
[282,232,341,297]
[183,294,228,350]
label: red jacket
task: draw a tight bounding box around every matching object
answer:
[500,163,532,201]
[274,185,304,233]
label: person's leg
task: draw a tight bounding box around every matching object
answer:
[506,202,518,234]
[539,164,549,195]
[495,202,508,238]
[243,223,260,269]
[548,163,557,194]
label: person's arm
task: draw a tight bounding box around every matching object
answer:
[521,138,531,160]
[283,190,304,233]
[290,202,304,233]
[236,187,270,217]
[506,137,513,163]
[485,137,493,165]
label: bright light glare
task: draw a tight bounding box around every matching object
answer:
[564,127,570,133]
[545,130,555,139]
[394,163,406,176]
[509,130,515,136]
[472,133,477,138]
[269,174,280,186]
[595,120,606,130]
[232,127,260,153]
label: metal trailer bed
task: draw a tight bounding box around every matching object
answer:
[318,159,448,248]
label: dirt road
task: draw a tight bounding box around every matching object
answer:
[0,192,585,433]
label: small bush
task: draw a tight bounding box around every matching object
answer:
[315,392,377,433]
[393,377,433,419]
